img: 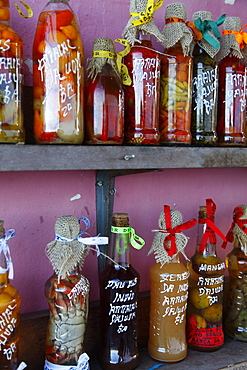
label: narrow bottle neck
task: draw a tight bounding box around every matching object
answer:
[196,220,217,256]
[111,231,131,267]
[0,234,8,286]
[135,30,153,48]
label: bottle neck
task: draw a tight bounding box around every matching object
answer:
[111,230,131,267]
[0,233,8,286]
[135,30,153,48]
[196,218,217,256]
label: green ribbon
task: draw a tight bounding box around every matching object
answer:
[111,226,145,255]
[194,14,226,49]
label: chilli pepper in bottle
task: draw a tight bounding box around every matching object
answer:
[33,0,84,144]
[216,17,246,146]
[160,3,193,145]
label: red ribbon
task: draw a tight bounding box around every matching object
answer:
[222,206,247,249]
[199,199,226,253]
[158,205,197,257]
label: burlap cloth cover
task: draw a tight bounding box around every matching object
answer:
[216,17,243,62]
[192,11,220,59]
[149,209,189,266]
[86,37,120,82]
[162,2,193,56]
[46,215,89,280]
[233,205,247,256]
[122,0,164,46]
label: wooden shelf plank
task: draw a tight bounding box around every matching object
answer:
[0,145,247,171]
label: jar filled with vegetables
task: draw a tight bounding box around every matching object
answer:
[33,0,84,144]
[191,12,225,146]
[85,38,124,145]
[160,2,193,145]
[224,205,247,341]
[187,199,226,351]
[122,0,164,145]
[0,0,25,143]
[148,206,197,362]
[216,17,246,146]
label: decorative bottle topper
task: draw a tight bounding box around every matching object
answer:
[222,205,247,254]
[150,205,197,266]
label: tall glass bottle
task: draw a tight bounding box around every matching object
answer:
[0,0,24,143]
[85,38,124,144]
[123,31,161,145]
[148,206,196,362]
[216,17,246,146]
[224,205,247,341]
[191,11,224,146]
[33,0,84,144]
[187,202,225,351]
[160,2,193,145]
[0,220,21,370]
[44,215,90,368]
[99,213,140,370]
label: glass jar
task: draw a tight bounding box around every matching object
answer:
[123,32,160,145]
[99,213,140,369]
[217,53,246,145]
[44,269,90,365]
[224,205,247,341]
[0,0,24,143]
[84,38,124,145]
[33,0,84,144]
[191,44,219,145]
[160,42,192,145]
[187,204,225,351]
[0,221,21,370]
[148,253,189,362]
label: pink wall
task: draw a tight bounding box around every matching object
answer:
[3,0,247,313]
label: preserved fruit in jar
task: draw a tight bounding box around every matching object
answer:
[187,200,226,351]
[33,0,84,144]
[224,205,247,341]
[85,38,124,144]
[0,221,21,370]
[0,0,24,143]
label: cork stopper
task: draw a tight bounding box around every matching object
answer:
[199,206,207,219]
[112,213,129,227]
[0,220,4,237]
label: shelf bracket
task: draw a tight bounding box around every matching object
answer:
[95,169,160,273]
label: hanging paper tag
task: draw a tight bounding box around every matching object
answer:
[14,0,33,18]
[44,353,90,370]
[111,226,145,254]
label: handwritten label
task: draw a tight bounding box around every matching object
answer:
[192,67,218,115]
[0,302,18,361]
[67,276,89,303]
[198,262,225,273]
[224,72,246,112]
[105,278,138,331]
[132,57,160,96]
[197,274,224,305]
[160,271,189,325]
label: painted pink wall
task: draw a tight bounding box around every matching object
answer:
[3,0,247,313]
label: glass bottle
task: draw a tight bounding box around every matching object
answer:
[44,269,89,365]
[99,213,140,370]
[33,0,84,144]
[0,0,24,144]
[84,38,124,144]
[148,253,189,362]
[123,31,160,145]
[0,220,21,370]
[191,44,218,145]
[187,205,225,351]
[160,42,192,145]
[217,17,246,146]
[224,205,247,341]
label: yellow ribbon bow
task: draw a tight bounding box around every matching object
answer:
[114,38,132,86]
[130,0,164,26]
[14,0,33,18]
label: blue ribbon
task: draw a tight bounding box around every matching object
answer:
[195,14,226,49]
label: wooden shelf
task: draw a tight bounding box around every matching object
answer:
[1,144,247,171]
